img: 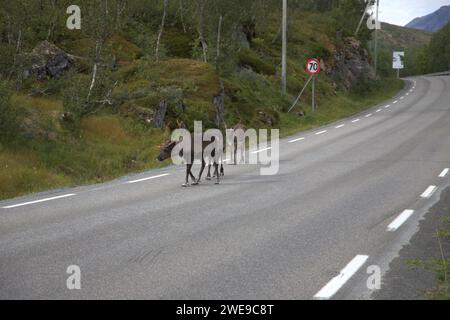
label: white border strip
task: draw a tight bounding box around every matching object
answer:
[2,193,76,209]
[252,147,272,154]
[289,137,305,143]
[439,168,449,178]
[314,255,369,300]
[127,173,170,184]
[387,210,415,232]
[421,185,437,198]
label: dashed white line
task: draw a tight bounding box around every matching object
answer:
[316,130,328,135]
[421,185,437,198]
[387,210,415,232]
[400,96,405,100]
[385,105,391,109]
[335,124,345,129]
[439,168,449,178]
[313,255,369,300]
[376,109,382,113]
[289,137,305,143]
[365,114,372,118]
[392,100,398,104]
[252,147,272,154]
[2,194,76,209]
[127,173,170,184]
[351,119,361,123]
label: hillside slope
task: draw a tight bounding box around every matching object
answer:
[375,23,432,76]
[406,5,450,32]
[0,5,403,200]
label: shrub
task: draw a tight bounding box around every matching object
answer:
[0,82,19,142]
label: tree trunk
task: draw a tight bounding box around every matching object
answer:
[198,0,208,62]
[179,0,187,33]
[156,0,169,61]
[216,14,223,64]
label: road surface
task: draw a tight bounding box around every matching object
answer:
[1,75,450,300]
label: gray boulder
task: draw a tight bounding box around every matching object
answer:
[327,37,376,90]
[30,41,73,80]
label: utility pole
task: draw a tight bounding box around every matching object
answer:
[281,0,287,95]
[374,0,379,78]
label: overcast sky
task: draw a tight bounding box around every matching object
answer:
[379,0,450,26]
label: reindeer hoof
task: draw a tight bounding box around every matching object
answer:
[215,181,220,185]
[192,181,200,186]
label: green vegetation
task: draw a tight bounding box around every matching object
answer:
[377,23,432,77]
[0,0,406,200]
[420,22,450,73]
[407,216,450,300]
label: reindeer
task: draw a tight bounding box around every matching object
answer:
[157,136,223,187]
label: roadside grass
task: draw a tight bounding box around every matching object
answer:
[407,217,450,300]
[0,76,404,201]
[279,78,404,137]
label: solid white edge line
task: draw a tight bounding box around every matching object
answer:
[387,210,415,232]
[421,185,437,198]
[127,173,170,184]
[314,255,369,300]
[439,168,449,178]
[289,137,305,143]
[316,130,327,135]
[252,147,272,154]
[2,193,76,209]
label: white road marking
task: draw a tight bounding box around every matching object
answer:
[376,109,382,113]
[406,93,409,96]
[289,137,305,143]
[439,168,449,178]
[400,97,405,100]
[252,147,272,154]
[365,114,372,118]
[2,194,76,209]
[351,119,360,123]
[314,255,369,300]
[316,130,328,135]
[387,210,415,232]
[127,173,170,184]
[335,124,345,129]
[393,100,398,104]
[421,185,437,198]
[385,105,391,109]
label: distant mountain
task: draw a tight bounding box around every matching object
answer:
[405,5,450,32]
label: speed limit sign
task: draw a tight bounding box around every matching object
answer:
[306,58,321,76]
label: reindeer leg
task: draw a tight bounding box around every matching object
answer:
[214,163,220,185]
[195,160,206,185]
[220,163,224,177]
[206,163,212,180]
[182,164,192,187]
[233,141,238,165]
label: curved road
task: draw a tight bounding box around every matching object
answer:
[1,75,450,299]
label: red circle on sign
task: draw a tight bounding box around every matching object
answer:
[306,58,321,75]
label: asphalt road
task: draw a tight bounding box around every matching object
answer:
[1,75,450,300]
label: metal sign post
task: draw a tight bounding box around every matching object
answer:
[312,75,316,112]
[393,51,405,78]
[306,58,320,112]
[289,58,321,114]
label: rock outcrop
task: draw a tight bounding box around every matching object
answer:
[327,37,376,90]
[30,41,73,80]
